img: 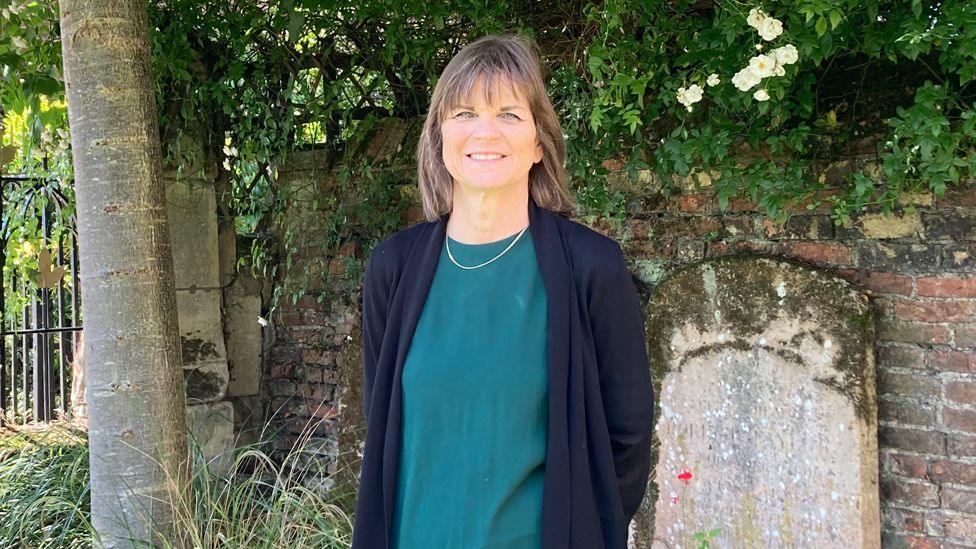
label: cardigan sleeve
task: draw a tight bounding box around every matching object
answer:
[590,245,655,522]
[361,248,392,420]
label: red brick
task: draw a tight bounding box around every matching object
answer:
[878,398,937,427]
[706,240,772,256]
[785,242,853,265]
[879,426,946,454]
[269,363,294,379]
[938,513,976,539]
[878,320,952,345]
[917,276,976,297]
[881,476,940,507]
[882,533,941,549]
[948,433,976,457]
[929,459,976,484]
[893,299,976,323]
[954,326,976,349]
[944,407,976,434]
[674,193,710,213]
[727,197,758,212]
[294,295,327,313]
[883,452,929,479]
[299,384,332,400]
[878,371,941,399]
[943,486,976,514]
[301,349,333,366]
[878,345,928,370]
[882,505,925,532]
[837,269,914,296]
[946,381,976,406]
[307,404,340,419]
[926,350,975,373]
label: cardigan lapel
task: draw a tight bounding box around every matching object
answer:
[381,212,445,538]
[528,197,573,549]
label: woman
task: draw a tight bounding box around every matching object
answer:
[353,34,654,549]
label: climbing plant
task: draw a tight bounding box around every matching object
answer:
[2,0,974,306]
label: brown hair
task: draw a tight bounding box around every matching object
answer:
[415,33,576,221]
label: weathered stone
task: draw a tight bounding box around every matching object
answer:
[165,178,221,290]
[225,274,263,397]
[639,256,879,549]
[923,211,976,241]
[184,360,229,403]
[856,242,942,274]
[856,212,923,239]
[187,400,235,475]
[176,289,228,363]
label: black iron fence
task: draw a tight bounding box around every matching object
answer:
[0,174,82,424]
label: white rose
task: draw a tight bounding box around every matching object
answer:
[754,89,770,101]
[748,54,776,78]
[676,84,704,107]
[11,36,27,50]
[758,17,783,41]
[731,67,761,91]
[707,73,721,87]
[773,63,785,76]
[747,7,766,29]
[770,44,798,65]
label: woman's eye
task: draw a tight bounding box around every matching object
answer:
[501,112,521,120]
[454,111,475,118]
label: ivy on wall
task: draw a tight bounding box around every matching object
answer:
[2,0,974,307]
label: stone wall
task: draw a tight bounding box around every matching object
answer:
[267,133,976,546]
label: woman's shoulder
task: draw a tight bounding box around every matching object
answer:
[555,215,626,274]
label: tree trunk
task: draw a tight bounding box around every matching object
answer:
[58,1,189,547]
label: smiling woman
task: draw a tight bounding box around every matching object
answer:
[353,34,654,549]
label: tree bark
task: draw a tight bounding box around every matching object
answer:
[58,1,189,547]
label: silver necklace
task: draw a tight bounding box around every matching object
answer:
[446,225,529,270]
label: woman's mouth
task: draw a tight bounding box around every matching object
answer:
[466,153,507,162]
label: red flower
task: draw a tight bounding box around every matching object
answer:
[677,469,693,484]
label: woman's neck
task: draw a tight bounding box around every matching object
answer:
[446,182,530,245]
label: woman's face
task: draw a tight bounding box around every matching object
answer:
[440,77,543,194]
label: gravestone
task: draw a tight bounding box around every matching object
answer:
[633,256,879,548]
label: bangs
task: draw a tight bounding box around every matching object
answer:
[435,68,533,122]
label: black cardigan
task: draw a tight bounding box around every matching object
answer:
[352,196,654,549]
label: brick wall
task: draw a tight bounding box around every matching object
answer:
[267,155,976,545]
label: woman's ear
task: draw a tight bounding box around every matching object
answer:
[534,142,543,164]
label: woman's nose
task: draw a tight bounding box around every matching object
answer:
[470,116,502,138]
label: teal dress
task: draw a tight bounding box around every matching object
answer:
[391,226,549,549]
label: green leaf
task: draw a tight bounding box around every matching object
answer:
[829,11,842,30]
[816,17,828,37]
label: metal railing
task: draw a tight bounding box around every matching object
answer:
[0,174,82,424]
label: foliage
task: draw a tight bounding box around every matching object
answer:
[0,424,91,548]
[2,0,975,305]
[0,421,355,548]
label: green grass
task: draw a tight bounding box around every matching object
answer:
[0,422,355,548]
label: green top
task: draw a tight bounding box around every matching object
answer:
[392,226,549,549]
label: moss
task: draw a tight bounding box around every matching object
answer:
[641,254,876,540]
[181,336,220,363]
[185,368,224,402]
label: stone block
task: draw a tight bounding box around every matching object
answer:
[164,178,220,290]
[225,274,263,397]
[923,211,976,241]
[184,360,228,403]
[856,242,942,274]
[187,400,235,476]
[641,257,879,548]
[855,212,923,239]
[176,288,228,364]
